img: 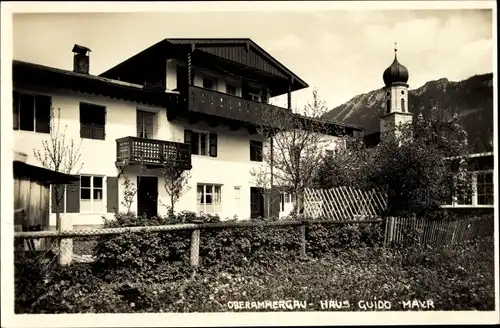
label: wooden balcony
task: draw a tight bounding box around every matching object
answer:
[116,137,192,170]
[186,86,291,126]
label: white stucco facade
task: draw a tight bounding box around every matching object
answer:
[13,85,270,228]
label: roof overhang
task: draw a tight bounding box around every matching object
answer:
[13,161,80,185]
[13,60,179,107]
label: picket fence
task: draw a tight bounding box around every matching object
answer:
[384,215,494,246]
[304,187,388,220]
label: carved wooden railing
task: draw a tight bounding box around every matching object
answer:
[116,136,191,170]
[187,86,290,125]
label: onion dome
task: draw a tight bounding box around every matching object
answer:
[383,46,409,87]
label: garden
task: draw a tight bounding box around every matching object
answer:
[14,211,495,313]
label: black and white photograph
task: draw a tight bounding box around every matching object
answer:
[1,1,498,327]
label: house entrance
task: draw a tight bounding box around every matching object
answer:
[137,176,158,218]
[250,187,264,218]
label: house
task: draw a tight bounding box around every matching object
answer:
[13,39,363,229]
[441,152,494,215]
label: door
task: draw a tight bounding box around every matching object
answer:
[250,187,264,219]
[137,176,158,218]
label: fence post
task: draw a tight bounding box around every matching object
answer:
[59,216,73,266]
[300,220,307,257]
[190,220,202,268]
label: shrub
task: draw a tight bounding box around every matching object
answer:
[15,212,494,313]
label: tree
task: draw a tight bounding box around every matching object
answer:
[159,157,191,215]
[33,108,83,231]
[252,89,344,216]
[314,104,470,218]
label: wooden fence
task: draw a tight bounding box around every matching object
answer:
[304,187,388,220]
[14,215,493,267]
[384,216,494,246]
[14,218,382,266]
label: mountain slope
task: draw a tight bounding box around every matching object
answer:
[325,73,494,153]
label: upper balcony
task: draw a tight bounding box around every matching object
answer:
[183,86,291,126]
[116,136,192,170]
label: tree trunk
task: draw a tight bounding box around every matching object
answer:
[55,187,62,232]
[269,135,274,218]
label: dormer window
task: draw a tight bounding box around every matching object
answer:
[203,77,216,90]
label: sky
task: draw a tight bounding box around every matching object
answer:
[11,4,494,110]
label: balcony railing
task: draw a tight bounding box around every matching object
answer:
[187,86,290,126]
[116,137,192,170]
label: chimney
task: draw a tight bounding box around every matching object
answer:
[72,44,91,74]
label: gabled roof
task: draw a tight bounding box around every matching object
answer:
[99,38,309,93]
[166,38,308,86]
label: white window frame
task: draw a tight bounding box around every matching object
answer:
[442,169,494,208]
[191,130,211,156]
[197,184,222,214]
[80,175,106,213]
[475,170,494,206]
[136,109,157,139]
[234,186,241,206]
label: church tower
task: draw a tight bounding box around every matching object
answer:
[380,44,413,139]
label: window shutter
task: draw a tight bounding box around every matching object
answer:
[209,133,218,157]
[51,184,65,213]
[270,188,281,218]
[35,95,51,133]
[106,177,119,213]
[13,91,19,130]
[65,178,81,213]
[184,129,192,144]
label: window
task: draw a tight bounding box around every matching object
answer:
[80,102,106,140]
[325,150,334,157]
[13,91,51,133]
[197,184,222,214]
[234,186,241,206]
[476,171,493,205]
[137,110,155,139]
[401,98,406,112]
[250,140,263,162]
[386,99,391,114]
[184,130,217,157]
[80,175,105,212]
[203,77,216,90]
[249,92,260,102]
[226,84,237,96]
[261,92,268,104]
[455,174,473,205]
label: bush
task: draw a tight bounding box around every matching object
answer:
[15,212,495,313]
[94,212,384,278]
